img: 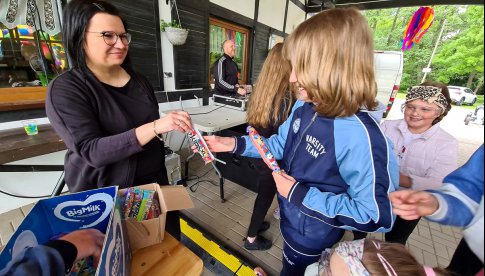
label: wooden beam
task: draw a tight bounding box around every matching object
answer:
[0,87,47,111]
[0,125,65,165]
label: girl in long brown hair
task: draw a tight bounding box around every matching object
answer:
[243,42,293,250]
[247,43,294,131]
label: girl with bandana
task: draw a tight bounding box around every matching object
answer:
[354,81,458,245]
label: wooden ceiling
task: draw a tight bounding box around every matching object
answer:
[306,0,484,12]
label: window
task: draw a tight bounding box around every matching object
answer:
[209,18,249,84]
[268,33,284,50]
[0,24,68,88]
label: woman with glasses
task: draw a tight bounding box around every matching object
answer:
[354,81,458,245]
[46,0,191,239]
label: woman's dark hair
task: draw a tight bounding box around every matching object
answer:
[419,80,452,125]
[62,0,133,71]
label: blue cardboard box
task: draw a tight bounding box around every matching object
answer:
[0,186,130,276]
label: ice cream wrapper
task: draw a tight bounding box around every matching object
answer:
[188,127,215,164]
[247,126,281,174]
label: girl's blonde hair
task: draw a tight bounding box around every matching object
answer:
[247,43,293,128]
[283,8,377,117]
[362,239,451,276]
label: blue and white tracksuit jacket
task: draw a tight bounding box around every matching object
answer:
[426,144,484,262]
[234,100,399,256]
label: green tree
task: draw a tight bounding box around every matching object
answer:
[432,6,484,93]
[362,5,484,94]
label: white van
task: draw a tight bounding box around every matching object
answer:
[374,51,404,118]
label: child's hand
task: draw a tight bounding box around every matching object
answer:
[272,171,296,198]
[60,228,105,267]
[389,190,439,220]
[203,136,235,152]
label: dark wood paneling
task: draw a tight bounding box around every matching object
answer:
[250,23,270,84]
[113,0,164,90]
[173,0,210,90]
[0,109,46,123]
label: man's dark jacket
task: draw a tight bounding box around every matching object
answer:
[214,53,239,95]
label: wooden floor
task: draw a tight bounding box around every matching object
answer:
[180,152,283,275]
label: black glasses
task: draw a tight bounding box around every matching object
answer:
[85,31,132,46]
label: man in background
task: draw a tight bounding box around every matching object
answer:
[214,40,246,96]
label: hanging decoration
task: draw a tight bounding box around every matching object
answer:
[0,0,62,36]
[402,6,435,51]
[162,0,189,46]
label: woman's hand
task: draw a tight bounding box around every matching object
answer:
[389,190,440,220]
[156,111,192,133]
[60,228,105,267]
[203,136,236,153]
[273,171,297,198]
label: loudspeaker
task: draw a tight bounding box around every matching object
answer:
[165,153,181,185]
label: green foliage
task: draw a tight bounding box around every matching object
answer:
[160,19,181,32]
[362,5,484,95]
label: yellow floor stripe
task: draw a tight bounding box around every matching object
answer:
[180,218,255,276]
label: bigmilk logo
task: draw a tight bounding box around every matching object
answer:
[54,193,113,228]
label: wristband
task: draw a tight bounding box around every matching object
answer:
[153,121,163,141]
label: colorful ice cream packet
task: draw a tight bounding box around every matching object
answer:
[188,127,215,164]
[247,126,281,174]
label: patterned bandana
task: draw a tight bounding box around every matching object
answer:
[405,86,448,113]
[335,239,371,276]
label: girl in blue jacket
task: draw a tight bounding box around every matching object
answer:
[204,8,399,275]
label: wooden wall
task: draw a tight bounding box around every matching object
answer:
[172,0,210,90]
[113,0,164,90]
[173,0,288,89]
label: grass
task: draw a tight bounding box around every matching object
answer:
[396,92,484,110]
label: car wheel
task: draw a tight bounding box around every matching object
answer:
[465,115,472,125]
[470,98,477,106]
[456,98,464,106]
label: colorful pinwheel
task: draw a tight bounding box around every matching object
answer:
[402,7,435,51]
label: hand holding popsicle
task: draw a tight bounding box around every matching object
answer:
[247,126,281,174]
[188,127,215,164]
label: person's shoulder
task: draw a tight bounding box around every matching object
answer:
[433,125,458,144]
[48,69,86,94]
[130,71,147,83]
[49,69,79,84]
[381,119,402,128]
[130,71,154,91]
[218,55,228,63]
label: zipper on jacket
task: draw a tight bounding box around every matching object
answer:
[287,112,318,173]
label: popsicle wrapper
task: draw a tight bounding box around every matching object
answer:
[247,126,281,174]
[188,127,215,164]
